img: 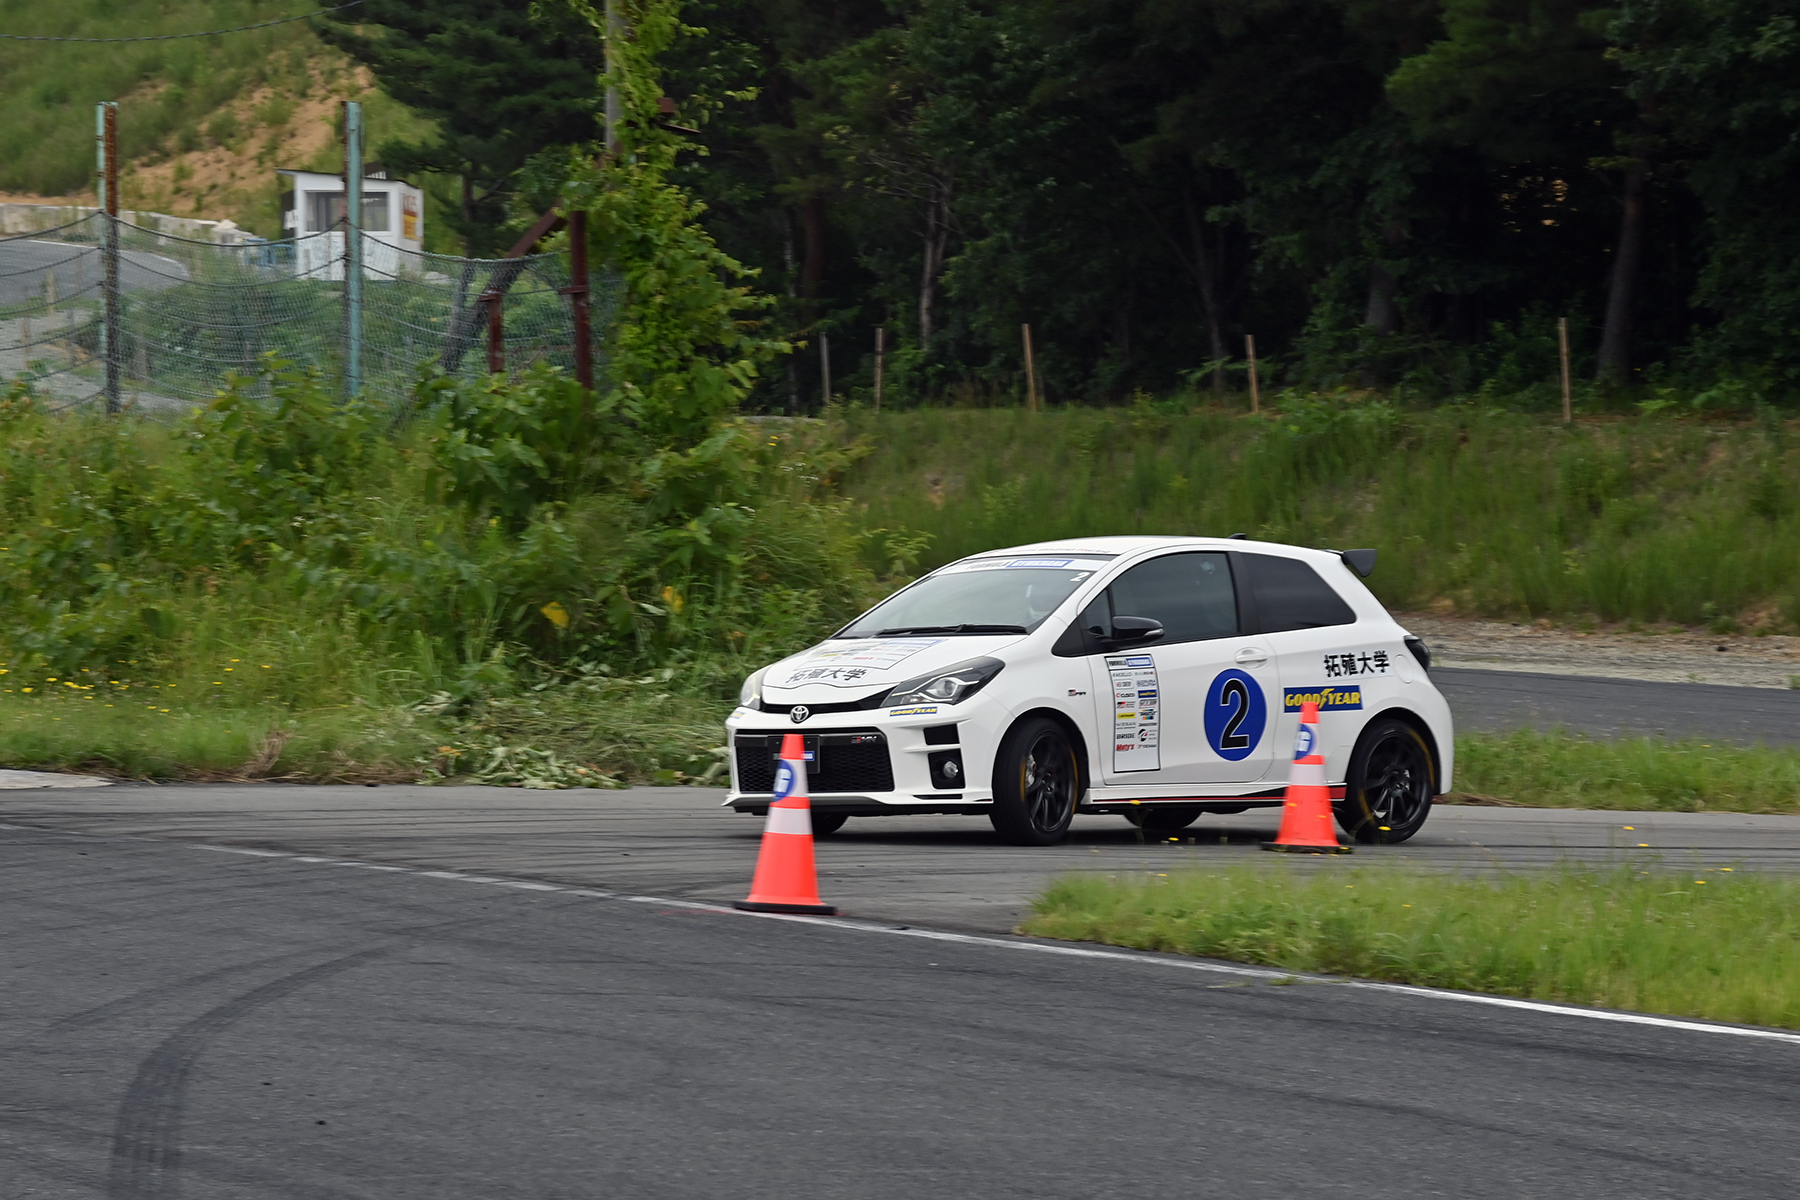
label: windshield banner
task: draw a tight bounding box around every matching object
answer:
[780,637,946,686]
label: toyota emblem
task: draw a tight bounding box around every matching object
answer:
[789,706,810,724]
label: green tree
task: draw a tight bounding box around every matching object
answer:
[317,1,603,253]
[1613,0,1800,382]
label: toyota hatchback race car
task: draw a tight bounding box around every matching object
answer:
[725,536,1453,846]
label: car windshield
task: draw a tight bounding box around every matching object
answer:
[836,555,1112,638]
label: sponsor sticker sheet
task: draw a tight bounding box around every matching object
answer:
[1107,654,1161,772]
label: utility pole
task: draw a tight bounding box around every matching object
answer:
[342,100,364,399]
[95,101,120,413]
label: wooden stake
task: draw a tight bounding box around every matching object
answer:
[1246,334,1260,414]
[1022,322,1038,412]
[874,326,885,413]
[1558,317,1572,424]
[820,331,832,409]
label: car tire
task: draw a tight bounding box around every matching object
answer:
[1123,806,1201,836]
[990,716,1081,846]
[1336,716,1436,845]
[810,811,849,836]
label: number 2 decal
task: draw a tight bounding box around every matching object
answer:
[1204,669,1267,762]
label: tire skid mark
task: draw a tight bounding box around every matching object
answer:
[105,949,384,1200]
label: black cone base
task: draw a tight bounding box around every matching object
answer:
[733,899,839,915]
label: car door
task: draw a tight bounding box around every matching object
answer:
[1080,551,1281,786]
[1236,551,1367,777]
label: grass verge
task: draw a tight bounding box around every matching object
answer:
[0,669,738,786]
[1023,865,1800,1029]
[1453,729,1800,813]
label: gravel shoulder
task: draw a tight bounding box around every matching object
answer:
[1397,612,1800,690]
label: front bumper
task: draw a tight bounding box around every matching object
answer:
[723,700,1007,815]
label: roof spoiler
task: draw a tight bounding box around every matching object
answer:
[1340,548,1377,578]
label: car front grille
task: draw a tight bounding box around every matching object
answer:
[734,729,895,794]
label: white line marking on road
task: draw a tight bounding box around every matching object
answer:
[166,836,1800,1046]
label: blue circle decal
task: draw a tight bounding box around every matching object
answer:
[1204,669,1267,761]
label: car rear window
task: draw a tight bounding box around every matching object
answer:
[1243,553,1355,631]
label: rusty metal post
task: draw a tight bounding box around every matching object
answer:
[483,290,504,374]
[566,209,593,390]
[96,102,121,413]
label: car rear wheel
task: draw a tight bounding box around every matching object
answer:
[810,811,849,836]
[990,717,1081,846]
[1123,806,1201,836]
[1336,717,1436,844]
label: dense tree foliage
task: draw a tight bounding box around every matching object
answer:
[329,0,1800,404]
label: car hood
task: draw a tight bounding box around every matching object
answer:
[760,633,1028,702]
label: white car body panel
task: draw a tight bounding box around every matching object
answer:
[725,535,1455,816]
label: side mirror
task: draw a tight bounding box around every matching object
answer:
[1108,615,1165,644]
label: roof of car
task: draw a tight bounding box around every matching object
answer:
[975,535,1293,558]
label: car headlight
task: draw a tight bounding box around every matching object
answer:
[739,666,769,710]
[883,657,1005,707]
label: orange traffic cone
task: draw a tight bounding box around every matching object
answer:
[1262,701,1352,854]
[734,733,838,914]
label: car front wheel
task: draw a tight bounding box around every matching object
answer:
[990,717,1081,846]
[810,811,849,836]
[1336,716,1436,844]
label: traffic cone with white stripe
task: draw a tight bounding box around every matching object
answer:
[734,733,838,914]
[1262,701,1352,854]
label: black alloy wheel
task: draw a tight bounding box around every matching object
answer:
[1336,716,1436,844]
[810,811,849,836]
[1124,806,1202,836]
[990,717,1081,846]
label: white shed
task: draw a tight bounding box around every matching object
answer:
[277,166,425,280]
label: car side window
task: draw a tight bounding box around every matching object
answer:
[1243,553,1355,631]
[1106,552,1239,644]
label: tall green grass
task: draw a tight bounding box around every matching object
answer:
[1456,730,1800,813]
[0,368,892,782]
[1024,866,1800,1028]
[840,401,1800,628]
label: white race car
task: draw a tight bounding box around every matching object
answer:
[725,536,1453,846]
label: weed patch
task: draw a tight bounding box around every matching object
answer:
[1024,865,1800,1028]
[1454,730,1800,813]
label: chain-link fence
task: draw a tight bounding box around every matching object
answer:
[0,213,607,415]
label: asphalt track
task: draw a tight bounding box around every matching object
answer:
[0,239,191,306]
[1435,667,1800,745]
[5,822,1798,1199]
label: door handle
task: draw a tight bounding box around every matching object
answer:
[1233,647,1270,666]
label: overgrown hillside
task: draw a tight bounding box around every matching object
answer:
[840,402,1800,632]
[0,0,448,244]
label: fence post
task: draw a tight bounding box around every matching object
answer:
[873,325,885,413]
[343,100,364,398]
[1558,317,1572,423]
[566,209,593,389]
[1246,334,1260,414]
[95,101,121,414]
[483,289,504,374]
[820,332,832,409]
[1021,323,1038,412]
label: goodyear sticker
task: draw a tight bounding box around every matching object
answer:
[887,705,940,717]
[1283,685,1364,712]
